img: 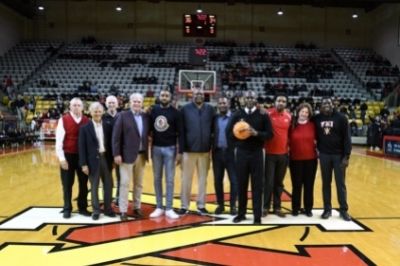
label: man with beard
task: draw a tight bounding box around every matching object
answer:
[212,97,237,215]
[314,97,352,221]
[263,94,291,218]
[226,91,273,224]
[149,89,182,219]
[178,88,215,215]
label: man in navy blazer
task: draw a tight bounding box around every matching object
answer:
[112,93,150,221]
[79,102,115,220]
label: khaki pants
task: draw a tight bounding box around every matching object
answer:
[180,152,210,209]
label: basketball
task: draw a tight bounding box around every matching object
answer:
[233,120,251,140]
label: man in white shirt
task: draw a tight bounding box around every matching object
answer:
[79,102,115,220]
[55,98,90,218]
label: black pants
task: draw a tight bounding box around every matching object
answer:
[212,148,237,209]
[289,159,317,212]
[60,153,89,213]
[89,154,113,215]
[319,153,348,212]
[263,154,288,211]
[235,148,263,221]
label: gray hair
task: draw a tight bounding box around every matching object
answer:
[69,97,83,108]
[89,102,104,113]
[106,95,118,107]
[129,93,144,102]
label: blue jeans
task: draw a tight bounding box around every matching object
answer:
[152,145,176,210]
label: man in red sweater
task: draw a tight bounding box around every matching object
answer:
[263,94,291,217]
[55,98,90,219]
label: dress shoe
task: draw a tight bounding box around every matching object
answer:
[79,209,92,217]
[230,207,237,216]
[305,210,313,217]
[92,213,100,220]
[273,209,286,218]
[177,208,189,215]
[262,208,269,217]
[233,215,246,223]
[120,212,128,221]
[292,210,299,216]
[133,209,144,218]
[340,211,352,221]
[63,211,71,219]
[253,218,261,224]
[214,206,225,215]
[104,211,116,218]
[321,210,332,219]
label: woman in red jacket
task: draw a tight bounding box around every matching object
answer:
[289,103,317,217]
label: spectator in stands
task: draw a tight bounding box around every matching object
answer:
[79,102,115,220]
[102,96,120,205]
[226,90,273,224]
[110,83,119,95]
[263,94,292,218]
[55,98,90,219]
[212,97,237,215]
[178,88,215,215]
[112,93,150,221]
[314,97,352,221]
[149,89,182,219]
[367,116,384,151]
[289,103,317,217]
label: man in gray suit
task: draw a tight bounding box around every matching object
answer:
[112,93,149,221]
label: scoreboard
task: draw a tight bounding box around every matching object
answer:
[183,14,216,37]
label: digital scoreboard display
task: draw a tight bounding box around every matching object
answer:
[183,14,216,37]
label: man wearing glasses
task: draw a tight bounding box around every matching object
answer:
[149,89,183,219]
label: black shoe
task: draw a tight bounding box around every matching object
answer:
[230,207,237,216]
[133,209,143,218]
[340,211,352,221]
[305,210,313,217]
[120,212,128,221]
[274,209,286,218]
[253,217,261,224]
[92,214,99,220]
[262,208,269,217]
[104,211,116,217]
[292,210,299,216]
[79,210,92,217]
[63,211,71,219]
[233,215,246,223]
[197,208,209,215]
[321,210,332,219]
[214,206,225,215]
[177,208,189,215]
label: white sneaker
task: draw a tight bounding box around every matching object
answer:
[374,147,380,151]
[165,209,179,219]
[149,208,164,218]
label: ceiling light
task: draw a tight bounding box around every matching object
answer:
[38,6,44,11]
[115,6,122,12]
[277,9,284,16]
[352,13,358,19]
[196,5,203,13]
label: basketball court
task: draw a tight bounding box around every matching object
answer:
[0,144,399,265]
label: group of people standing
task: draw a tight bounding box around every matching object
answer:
[55,88,352,224]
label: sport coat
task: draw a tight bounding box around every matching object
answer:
[112,110,149,164]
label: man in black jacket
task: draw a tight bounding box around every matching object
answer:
[79,102,115,220]
[226,91,273,224]
[314,97,352,221]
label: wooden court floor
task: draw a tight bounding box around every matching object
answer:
[0,144,399,265]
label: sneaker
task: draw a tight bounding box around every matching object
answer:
[177,208,189,215]
[149,208,164,218]
[165,209,179,219]
[374,147,380,151]
[197,208,209,215]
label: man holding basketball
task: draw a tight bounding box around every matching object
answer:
[226,91,273,224]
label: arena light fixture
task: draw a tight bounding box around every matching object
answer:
[115,5,122,12]
[352,13,358,19]
[37,5,44,11]
[277,8,284,16]
[196,5,203,13]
